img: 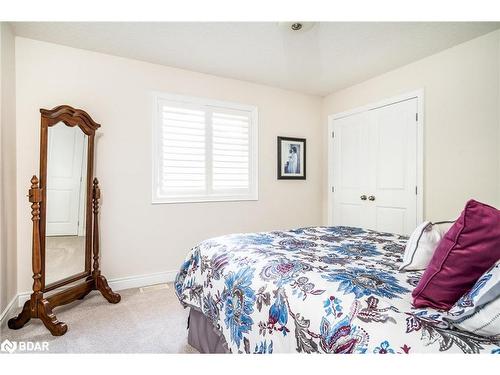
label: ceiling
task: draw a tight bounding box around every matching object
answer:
[12,22,500,96]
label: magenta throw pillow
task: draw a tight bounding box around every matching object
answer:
[412,199,500,310]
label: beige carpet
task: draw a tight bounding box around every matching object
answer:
[0,283,198,353]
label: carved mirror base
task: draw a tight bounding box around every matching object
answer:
[8,275,120,336]
[8,175,120,336]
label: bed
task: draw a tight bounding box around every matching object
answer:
[174,226,500,354]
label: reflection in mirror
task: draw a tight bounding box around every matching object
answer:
[45,122,87,285]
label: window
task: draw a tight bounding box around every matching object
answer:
[152,93,258,203]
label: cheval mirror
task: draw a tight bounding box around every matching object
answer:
[8,105,120,336]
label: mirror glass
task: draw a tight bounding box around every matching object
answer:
[45,122,88,285]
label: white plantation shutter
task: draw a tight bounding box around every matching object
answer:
[212,109,250,191]
[161,105,206,193]
[153,94,258,203]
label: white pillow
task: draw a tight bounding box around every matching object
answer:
[449,298,500,337]
[400,221,454,271]
[446,261,500,337]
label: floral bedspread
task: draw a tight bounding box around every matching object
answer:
[174,226,500,354]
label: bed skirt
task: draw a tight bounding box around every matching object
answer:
[188,308,230,354]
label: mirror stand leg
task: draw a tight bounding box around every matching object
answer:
[95,275,121,304]
[8,175,68,336]
[38,299,67,336]
[8,297,67,336]
[7,300,32,330]
[92,179,121,305]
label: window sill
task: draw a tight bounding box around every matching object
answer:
[151,195,258,205]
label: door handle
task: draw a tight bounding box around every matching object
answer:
[368,195,376,201]
[360,195,367,201]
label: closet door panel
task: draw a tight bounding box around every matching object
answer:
[375,207,406,234]
[368,98,418,235]
[332,112,370,229]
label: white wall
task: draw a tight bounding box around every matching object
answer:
[15,37,323,293]
[12,30,500,296]
[322,30,500,223]
[0,22,17,314]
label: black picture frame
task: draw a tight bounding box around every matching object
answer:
[277,136,306,180]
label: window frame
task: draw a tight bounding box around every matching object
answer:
[152,92,259,204]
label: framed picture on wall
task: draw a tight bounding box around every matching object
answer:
[277,136,306,180]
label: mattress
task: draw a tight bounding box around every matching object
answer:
[175,226,500,354]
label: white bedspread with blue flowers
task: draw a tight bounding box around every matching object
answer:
[174,226,500,354]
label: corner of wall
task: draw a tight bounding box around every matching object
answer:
[0,21,5,313]
[0,22,18,315]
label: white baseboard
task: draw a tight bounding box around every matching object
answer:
[107,270,177,292]
[0,270,178,326]
[0,294,19,329]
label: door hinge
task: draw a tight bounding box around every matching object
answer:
[331,186,335,193]
[415,113,418,121]
[415,186,418,195]
[331,131,335,138]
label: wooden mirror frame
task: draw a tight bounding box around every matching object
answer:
[8,105,120,336]
[41,105,96,292]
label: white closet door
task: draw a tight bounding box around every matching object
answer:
[46,126,86,236]
[331,98,418,235]
[331,111,370,229]
[365,99,417,235]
